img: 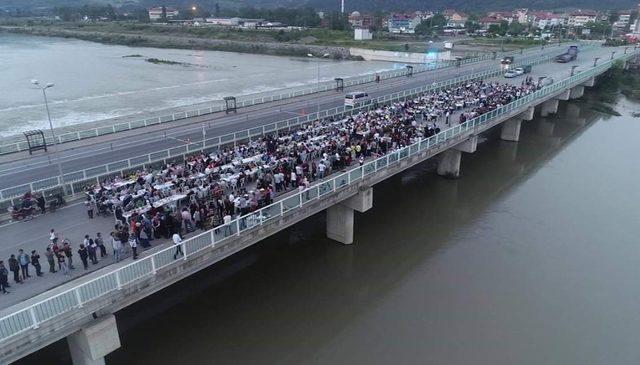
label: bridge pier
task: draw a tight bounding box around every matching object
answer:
[541,99,559,117]
[437,136,477,178]
[500,118,522,142]
[326,187,373,244]
[582,76,595,87]
[556,89,571,101]
[68,314,120,365]
[569,85,585,100]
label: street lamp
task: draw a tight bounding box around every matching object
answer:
[570,65,579,76]
[307,53,330,117]
[31,79,65,187]
[593,57,600,67]
[611,51,616,60]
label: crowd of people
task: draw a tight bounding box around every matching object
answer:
[2,77,542,294]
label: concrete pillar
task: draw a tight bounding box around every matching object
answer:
[556,89,571,101]
[569,85,585,100]
[454,135,477,153]
[520,106,535,121]
[582,76,595,87]
[541,99,559,117]
[326,204,354,245]
[500,118,522,142]
[326,187,373,245]
[68,314,120,365]
[437,149,462,178]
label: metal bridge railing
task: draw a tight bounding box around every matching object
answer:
[0,47,632,344]
[0,46,582,206]
[0,44,564,156]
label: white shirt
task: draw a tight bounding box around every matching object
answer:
[172,233,182,245]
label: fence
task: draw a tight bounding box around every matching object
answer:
[0,46,581,207]
[0,48,634,344]
[0,44,565,156]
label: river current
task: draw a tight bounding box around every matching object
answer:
[0,33,395,137]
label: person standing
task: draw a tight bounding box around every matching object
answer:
[110,232,122,263]
[95,232,107,258]
[85,197,95,219]
[45,247,56,273]
[36,194,46,215]
[58,254,69,276]
[172,233,183,260]
[0,261,9,294]
[78,244,89,270]
[62,241,75,269]
[129,236,138,260]
[30,250,43,277]
[17,249,30,279]
[8,255,21,284]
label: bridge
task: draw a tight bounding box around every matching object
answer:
[0,43,637,364]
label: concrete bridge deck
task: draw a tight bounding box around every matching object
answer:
[0,45,636,364]
[0,44,578,202]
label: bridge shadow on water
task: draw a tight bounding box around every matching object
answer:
[17,100,603,365]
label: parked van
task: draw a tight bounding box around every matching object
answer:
[344,91,368,107]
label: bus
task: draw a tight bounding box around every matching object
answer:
[344,91,368,107]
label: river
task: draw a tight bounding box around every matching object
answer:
[0,33,394,137]
[14,83,640,363]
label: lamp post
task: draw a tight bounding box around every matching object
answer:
[570,65,579,76]
[593,57,600,67]
[31,80,65,187]
[307,53,330,117]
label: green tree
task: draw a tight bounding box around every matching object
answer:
[465,20,481,33]
[508,21,525,35]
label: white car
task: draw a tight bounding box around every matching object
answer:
[504,70,518,78]
[514,67,525,75]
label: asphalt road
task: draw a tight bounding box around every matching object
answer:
[0,44,571,190]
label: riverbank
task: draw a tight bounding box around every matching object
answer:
[0,25,357,59]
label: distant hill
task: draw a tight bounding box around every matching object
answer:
[3,0,637,12]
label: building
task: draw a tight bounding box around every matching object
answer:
[614,11,632,29]
[388,14,421,33]
[488,11,515,24]
[354,28,373,40]
[515,8,529,24]
[442,9,468,27]
[532,12,566,29]
[568,10,598,28]
[348,11,376,29]
[480,16,504,30]
[148,7,179,21]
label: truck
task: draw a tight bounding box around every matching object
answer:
[555,45,579,63]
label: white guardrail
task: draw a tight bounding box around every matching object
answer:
[0,45,586,206]
[0,48,634,343]
[0,44,564,156]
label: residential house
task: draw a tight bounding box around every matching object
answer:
[532,11,566,29]
[614,11,632,29]
[148,7,179,21]
[515,8,529,24]
[388,13,421,33]
[567,10,598,27]
[488,11,515,24]
[442,9,468,27]
[480,16,504,30]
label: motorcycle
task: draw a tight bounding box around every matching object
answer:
[48,193,66,213]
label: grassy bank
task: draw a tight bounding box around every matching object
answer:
[0,23,358,59]
[581,61,640,116]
